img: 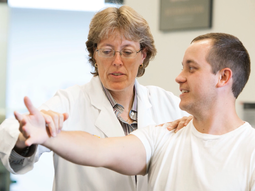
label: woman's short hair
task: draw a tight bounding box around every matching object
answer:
[86,5,157,77]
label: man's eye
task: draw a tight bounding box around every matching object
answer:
[189,67,195,71]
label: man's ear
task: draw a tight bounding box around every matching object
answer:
[216,68,232,87]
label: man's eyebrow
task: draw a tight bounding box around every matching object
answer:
[186,59,199,66]
[182,59,199,67]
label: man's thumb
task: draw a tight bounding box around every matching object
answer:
[24,96,39,115]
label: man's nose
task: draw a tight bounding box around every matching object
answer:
[175,72,186,83]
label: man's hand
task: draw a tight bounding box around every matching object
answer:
[162,116,193,133]
[14,96,68,146]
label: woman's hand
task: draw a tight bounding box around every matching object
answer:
[161,116,193,133]
[40,110,68,137]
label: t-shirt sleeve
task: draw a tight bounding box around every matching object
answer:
[131,125,154,168]
[131,124,173,173]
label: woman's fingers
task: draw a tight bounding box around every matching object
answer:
[42,113,56,137]
[165,115,193,132]
[41,110,69,137]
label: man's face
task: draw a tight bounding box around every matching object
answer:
[175,39,219,116]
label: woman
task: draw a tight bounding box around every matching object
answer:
[0,5,189,191]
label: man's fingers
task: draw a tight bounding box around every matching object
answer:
[14,111,23,122]
[14,112,30,137]
[24,96,40,116]
[25,138,33,147]
[19,122,31,138]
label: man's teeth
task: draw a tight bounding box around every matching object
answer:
[181,90,189,93]
[113,73,121,76]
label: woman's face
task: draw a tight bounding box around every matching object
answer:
[94,32,146,94]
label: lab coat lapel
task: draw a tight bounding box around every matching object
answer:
[88,77,125,137]
[95,107,125,137]
[135,80,156,129]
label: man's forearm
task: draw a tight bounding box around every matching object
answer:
[43,131,109,167]
[43,131,147,176]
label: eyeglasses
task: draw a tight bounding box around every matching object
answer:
[96,48,142,59]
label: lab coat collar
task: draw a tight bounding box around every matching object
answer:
[87,77,155,137]
[87,76,125,137]
[135,80,155,129]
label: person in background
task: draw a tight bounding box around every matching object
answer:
[16,32,254,191]
[0,5,190,191]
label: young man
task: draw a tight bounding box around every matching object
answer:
[15,33,254,190]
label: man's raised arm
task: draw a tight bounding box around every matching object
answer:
[44,131,146,175]
[14,97,147,176]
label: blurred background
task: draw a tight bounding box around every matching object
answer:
[0,0,254,190]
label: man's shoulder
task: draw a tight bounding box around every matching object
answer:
[242,122,255,135]
[239,122,255,149]
[132,123,178,143]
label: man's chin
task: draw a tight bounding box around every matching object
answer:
[179,103,191,113]
[179,103,186,110]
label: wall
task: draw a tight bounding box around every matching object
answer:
[0,3,9,123]
[5,7,95,191]
[6,8,95,117]
[125,0,255,117]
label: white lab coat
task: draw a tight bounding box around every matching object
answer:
[0,76,188,191]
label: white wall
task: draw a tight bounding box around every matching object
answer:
[125,0,255,117]
[0,3,9,122]
[6,8,95,117]
[5,8,95,191]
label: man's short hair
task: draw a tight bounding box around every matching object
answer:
[192,33,251,98]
